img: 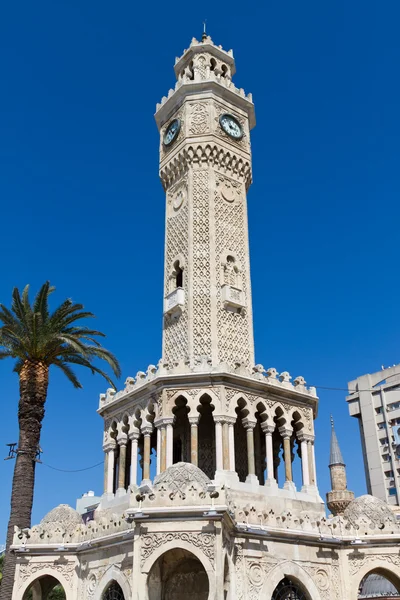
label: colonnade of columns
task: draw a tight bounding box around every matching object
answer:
[103,416,317,495]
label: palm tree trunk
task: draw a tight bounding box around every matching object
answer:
[0,360,48,600]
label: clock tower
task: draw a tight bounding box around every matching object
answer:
[155,34,255,371]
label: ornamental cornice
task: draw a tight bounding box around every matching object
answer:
[99,369,318,417]
[159,143,252,191]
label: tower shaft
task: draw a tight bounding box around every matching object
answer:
[155,37,255,370]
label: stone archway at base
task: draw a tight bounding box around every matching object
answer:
[147,548,209,600]
[21,575,66,600]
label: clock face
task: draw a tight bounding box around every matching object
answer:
[163,119,181,147]
[219,113,243,140]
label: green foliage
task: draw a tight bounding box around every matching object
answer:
[0,281,121,388]
[48,585,66,600]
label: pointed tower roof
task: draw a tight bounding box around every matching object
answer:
[329,416,345,466]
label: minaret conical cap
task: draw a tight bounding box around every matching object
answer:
[329,415,345,466]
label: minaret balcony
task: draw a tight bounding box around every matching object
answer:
[164,287,185,316]
[221,284,245,310]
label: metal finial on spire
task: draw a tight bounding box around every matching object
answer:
[202,20,207,41]
[330,414,334,428]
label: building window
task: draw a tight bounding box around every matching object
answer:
[102,582,125,600]
[380,437,389,445]
[382,453,390,461]
[378,423,387,430]
[389,487,397,496]
[375,406,383,414]
[388,402,400,411]
[174,260,183,288]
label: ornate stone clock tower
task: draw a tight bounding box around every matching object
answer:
[96,33,320,497]
[156,34,255,371]
[12,36,400,600]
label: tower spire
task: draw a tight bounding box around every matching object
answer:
[202,20,207,41]
[329,415,344,466]
[326,416,354,516]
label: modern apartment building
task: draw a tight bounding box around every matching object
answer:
[347,364,400,505]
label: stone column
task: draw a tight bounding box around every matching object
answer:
[165,417,175,468]
[141,425,153,483]
[189,415,199,467]
[156,426,161,475]
[105,441,116,495]
[215,418,223,472]
[227,417,236,471]
[117,434,128,493]
[307,436,316,486]
[243,419,257,484]
[279,426,295,491]
[161,425,167,472]
[261,423,276,485]
[103,447,108,493]
[222,422,230,470]
[298,433,310,490]
[129,430,139,488]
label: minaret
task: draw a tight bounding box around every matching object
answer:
[326,416,354,515]
[155,34,255,370]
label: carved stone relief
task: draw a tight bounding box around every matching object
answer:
[189,102,209,135]
[140,532,215,567]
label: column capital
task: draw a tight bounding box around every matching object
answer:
[213,415,226,425]
[242,418,257,430]
[155,416,175,427]
[261,422,275,434]
[128,428,140,441]
[278,426,293,439]
[117,434,128,446]
[141,425,153,436]
[224,416,237,425]
[103,441,116,452]
[297,432,313,443]
[188,415,200,425]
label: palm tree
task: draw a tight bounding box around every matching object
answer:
[0,282,121,600]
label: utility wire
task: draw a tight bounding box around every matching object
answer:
[40,460,103,473]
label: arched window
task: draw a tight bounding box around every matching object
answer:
[175,260,183,288]
[102,581,125,600]
[272,577,308,600]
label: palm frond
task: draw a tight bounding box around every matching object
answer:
[11,286,31,331]
[33,281,53,322]
[85,346,121,378]
[53,360,82,389]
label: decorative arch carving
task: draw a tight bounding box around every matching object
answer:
[16,566,74,600]
[93,566,130,600]
[262,562,322,600]
[349,555,400,599]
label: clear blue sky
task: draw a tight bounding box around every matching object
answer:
[1,0,400,542]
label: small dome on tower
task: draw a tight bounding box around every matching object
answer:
[41,504,82,527]
[344,494,397,529]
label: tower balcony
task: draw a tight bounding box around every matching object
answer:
[164,287,185,316]
[221,284,245,310]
